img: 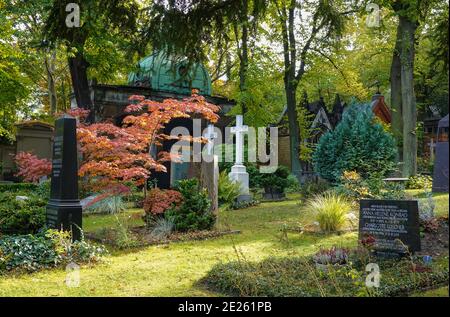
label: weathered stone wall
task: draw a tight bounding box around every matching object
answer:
[0,122,53,181]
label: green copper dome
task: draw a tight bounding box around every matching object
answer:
[128,51,212,96]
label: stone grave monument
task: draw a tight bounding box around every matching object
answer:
[229,115,251,202]
[46,115,83,241]
[359,199,421,257]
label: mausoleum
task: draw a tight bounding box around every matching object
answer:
[71,51,235,188]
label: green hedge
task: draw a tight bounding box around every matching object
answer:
[0,183,38,193]
[201,256,449,297]
[0,192,46,235]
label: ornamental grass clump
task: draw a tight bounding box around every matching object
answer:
[304,192,352,232]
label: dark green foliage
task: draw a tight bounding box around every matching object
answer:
[0,230,107,273]
[218,171,240,206]
[144,0,268,63]
[299,180,330,199]
[313,103,397,183]
[0,192,46,235]
[246,164,262,189]
[35,180,51,199]
[201,255,449,297]
[45,0,139,46]
[256,165,290,193]
[286,174,301,193]
[230,199,260,210]
[166,179,215,232]
[0,183,38,193]
[0,233,56,272]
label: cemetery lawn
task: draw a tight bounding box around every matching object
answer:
[0,191,448,297]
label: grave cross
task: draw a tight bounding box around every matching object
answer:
[204,124,218,156]
[230,115,248,165]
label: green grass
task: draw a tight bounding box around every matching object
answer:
[83,208,144,232]
[0,191,447,297]
[411,286,449,297]
[202,254,449,297]
[406,189,449,217]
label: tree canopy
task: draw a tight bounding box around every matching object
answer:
[0,0,448,179]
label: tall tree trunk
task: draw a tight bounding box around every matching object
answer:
[61,77,67,111]
[280,2,302,181]
[399,16,418,177]
[285,84,302,181]
[237,0,249,115]
[225,50,232,82]
[68,52,93,122]
[390,22,403,163]
[45,51,58,115]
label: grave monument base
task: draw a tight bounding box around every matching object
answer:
[47,199,83,241]
[229,164,252,202]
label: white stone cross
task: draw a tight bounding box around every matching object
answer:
[204,124,218,156]
[230,115,248,165]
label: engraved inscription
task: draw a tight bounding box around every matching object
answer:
[359,200,420,254]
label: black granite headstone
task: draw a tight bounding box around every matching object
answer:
[46,115,82,241]
[359,199,420,256]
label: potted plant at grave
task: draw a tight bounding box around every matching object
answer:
[258,166,290,200]
[312,247,349,272]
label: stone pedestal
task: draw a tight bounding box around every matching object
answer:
[228,115,252,203]
[229,164,251,202]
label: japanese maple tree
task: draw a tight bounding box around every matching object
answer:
[13,91,219,190]
[76,90,220,191]
[13,151,52,183]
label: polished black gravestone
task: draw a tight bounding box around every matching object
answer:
[359,200,420,257]
[46,115,82,241]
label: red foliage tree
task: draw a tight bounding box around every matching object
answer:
[143,188,184,216]
[14,91,218,190]
[75,90,220,191]
[13,152,52,183]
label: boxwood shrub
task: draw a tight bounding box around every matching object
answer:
[0,183,38,193]
[0,192,46,235]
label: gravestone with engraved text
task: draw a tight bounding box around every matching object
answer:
[46,115,82,241]
[359,199,420,256]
